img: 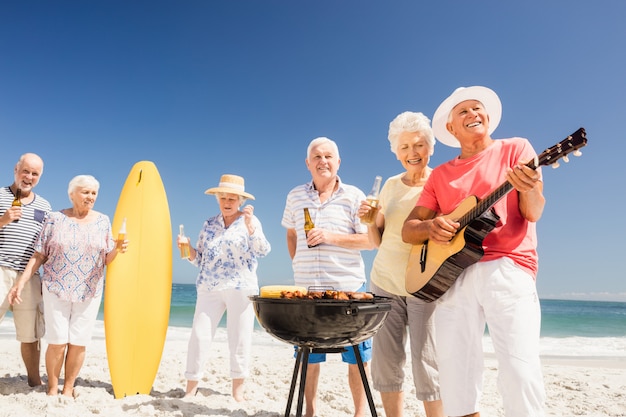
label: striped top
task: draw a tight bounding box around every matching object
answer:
[281,177,367,292]
[0,186,51,271]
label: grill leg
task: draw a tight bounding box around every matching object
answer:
[352,345,377,417]
[295,348,310,417]
[284,347,303,417]
[284,346,310,417]
[285,346,374,417]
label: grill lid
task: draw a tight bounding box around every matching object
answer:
[250,294,391,348]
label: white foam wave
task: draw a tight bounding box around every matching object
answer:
[483,335,626,358]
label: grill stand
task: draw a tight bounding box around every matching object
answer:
[284,345,378,417]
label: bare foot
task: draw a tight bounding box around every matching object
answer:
[61,387,74,398]
[232,378,245,402]
[184,380,199,398]
[28,377,43,387]
[47,385,58,396]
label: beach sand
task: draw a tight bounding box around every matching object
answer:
[1,319,625,417]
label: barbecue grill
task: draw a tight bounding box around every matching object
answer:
[250,294,391,417]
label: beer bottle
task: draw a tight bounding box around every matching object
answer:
[116,218,126,250]
[11,188,21,223]
[361,176,382,225]
[303,208,318,248]
[179,224,191,259]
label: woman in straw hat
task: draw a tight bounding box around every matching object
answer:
[177,174,271,401]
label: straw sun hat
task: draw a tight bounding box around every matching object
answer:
[432,86,502,148]
[204,174,255,200]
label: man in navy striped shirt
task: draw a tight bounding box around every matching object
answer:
[0,153,51,387]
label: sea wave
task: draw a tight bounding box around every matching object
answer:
[3,318,625,360]
[483,335,626,358]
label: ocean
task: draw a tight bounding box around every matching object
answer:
[96,283,626,358]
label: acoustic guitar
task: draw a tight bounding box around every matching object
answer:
[405,128,588,302]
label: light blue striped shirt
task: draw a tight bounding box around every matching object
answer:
[281,177,367,291]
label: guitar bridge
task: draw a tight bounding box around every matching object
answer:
[419,244,427,273]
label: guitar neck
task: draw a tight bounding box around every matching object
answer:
[458,182,513,229]
[454,127,587,231]
[457,153,541,229]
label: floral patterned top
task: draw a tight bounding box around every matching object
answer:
[35,210,114,302]
[191,213,271,293]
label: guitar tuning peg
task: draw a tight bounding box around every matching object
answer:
[551,161,560,169]
[573,150,582,157]
[562,156,570,163]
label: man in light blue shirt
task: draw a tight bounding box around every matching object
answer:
[282,137,374,417]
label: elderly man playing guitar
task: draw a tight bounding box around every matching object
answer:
[402,86,549,417]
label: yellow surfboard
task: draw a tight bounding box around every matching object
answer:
[104,161,173,399]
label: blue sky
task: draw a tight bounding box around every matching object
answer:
[1,1,624,301]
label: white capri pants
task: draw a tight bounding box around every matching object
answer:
[435,258,545,417]
[185,288,256,381]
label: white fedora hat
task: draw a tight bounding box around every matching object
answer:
[432,86,502,148]
[204,174,255,200]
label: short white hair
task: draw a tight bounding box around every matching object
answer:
[387,112,436,156]
[68,174,100,197]
[17,153,45,175]
[306,137,340,160]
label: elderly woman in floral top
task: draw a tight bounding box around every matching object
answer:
[9,175,127,397]
[177,174,271,401]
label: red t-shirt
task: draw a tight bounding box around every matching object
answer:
[417,138,542,278]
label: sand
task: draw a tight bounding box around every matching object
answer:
[0,319,625,417]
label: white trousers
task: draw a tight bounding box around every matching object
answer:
[185,288,256,381]
[435,258,545,417]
